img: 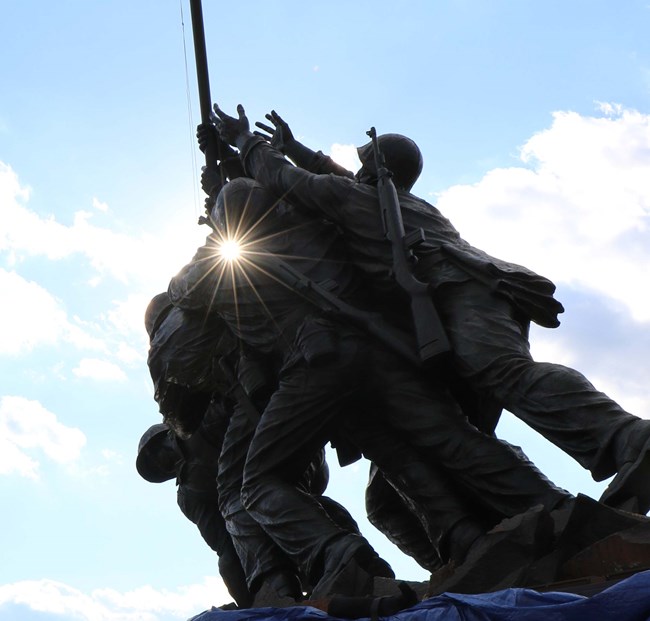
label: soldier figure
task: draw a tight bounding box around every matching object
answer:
[142,291,385,603]
[136,414,252,608]
[168,174,574,597]
[212,104,650,514]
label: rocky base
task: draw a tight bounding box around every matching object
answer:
[245,495,650,618]
[424,494,650,597]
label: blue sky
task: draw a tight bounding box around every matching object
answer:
[1,1,650,619]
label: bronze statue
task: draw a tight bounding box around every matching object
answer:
[140,100,650,604]
[168,173,575,597]
[212,104,650,515]
[136,416,252,608]
[137,0,650,606]
[142,291,395,603]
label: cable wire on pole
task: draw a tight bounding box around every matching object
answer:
[179,0,201,217]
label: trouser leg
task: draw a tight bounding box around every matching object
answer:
[216,404,295,591]
[177,487,252,606]
[177,488,232,556]
[177,487,251,606]
[365,464,443,572]
[368,346,571,518]
[343,411,479,561]
[317,495,361,535]
[241,335,375,582]
[438,281,639,480]
[218,543,252,608]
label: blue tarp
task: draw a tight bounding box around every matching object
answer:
[190,570,650,620]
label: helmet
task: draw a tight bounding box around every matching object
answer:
[357,133,423,191]
[135,423,177,483]
[211,177,278,236]
[145,292,173,339]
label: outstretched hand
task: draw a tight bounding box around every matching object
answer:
[254,110,295,153]
[212,103,250,147]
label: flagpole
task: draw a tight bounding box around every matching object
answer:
[188,0,217,169]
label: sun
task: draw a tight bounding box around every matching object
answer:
[219,239,242,262]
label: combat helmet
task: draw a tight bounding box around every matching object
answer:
[211,176,277,236]
[356,133,423,191]
[135,423,178,483]
[145,292,174,339]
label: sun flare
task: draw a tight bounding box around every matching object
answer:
[220,239,242,262]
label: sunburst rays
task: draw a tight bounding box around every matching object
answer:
[192,183,347,347]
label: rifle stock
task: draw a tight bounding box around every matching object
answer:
[410,290,450,360]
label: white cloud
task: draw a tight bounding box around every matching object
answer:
[436,104,650,322]
[106,294,151,338]
[529,325,650,420]
[330,143,360,174]
[115,342,146,366]
[93,197,109,212]
[433,104,650,428]
[0,161,204,287]
[0,268,106,356]
[0,163,171,363]
[101,449,124,464]
[0,161,280,372]
[528,332,577,367]
[0,396,86,479]
[0,268,147,367]
[0,161,30,206]
[586,372,650,418]
[0,439,40,480]
[0,577,230,621]
[72,358,127,382]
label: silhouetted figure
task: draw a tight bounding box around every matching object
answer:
[214,104,650,514]
[136,413,252,608]
[169,175,572,597]
[143,292,376,603]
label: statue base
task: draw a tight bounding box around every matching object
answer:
[192,494,650,619]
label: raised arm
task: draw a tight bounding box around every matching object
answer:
[213,103,355,222]
[255,111,354,179]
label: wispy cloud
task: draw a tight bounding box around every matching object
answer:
[0,165,172,361]
[92,197,110,213]
[0,162,203,287]
[0,396,86,479]
[330,143,360,173]
[437,103,650,322]
[72,358,127,382]
[0,269,106,356]
[104,294,152,341]
[434,104,650,424]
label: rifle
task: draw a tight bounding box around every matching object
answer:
[189,0,244,224]
[254,253,422,367]
[367,127,450,363]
